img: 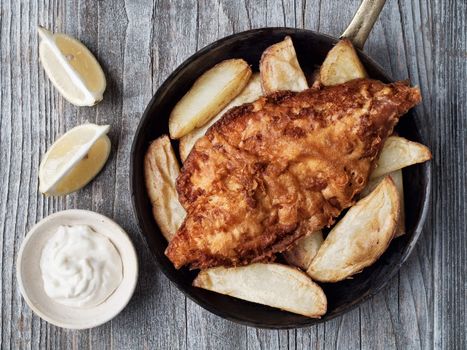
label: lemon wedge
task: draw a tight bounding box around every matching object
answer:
[38,26,106,106]
[39,124,111,196]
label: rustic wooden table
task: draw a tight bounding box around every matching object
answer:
[1,0,465,349]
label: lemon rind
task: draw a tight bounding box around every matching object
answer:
[39,124,110,194]
[38,26,105,106]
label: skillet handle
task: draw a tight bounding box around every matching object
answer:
[341,0,386,49]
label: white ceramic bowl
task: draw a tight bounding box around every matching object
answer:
[17,209,138,329]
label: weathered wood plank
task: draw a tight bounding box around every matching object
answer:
[0,0,466,349]
[430,0,466,349]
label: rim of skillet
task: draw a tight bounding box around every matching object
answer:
[130,27,432,329]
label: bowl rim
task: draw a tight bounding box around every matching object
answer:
[16,209,139,329]
[129,27,432,329]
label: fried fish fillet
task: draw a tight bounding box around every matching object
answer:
[166,79,421,269]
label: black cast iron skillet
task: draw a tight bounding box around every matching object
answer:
[130,0,431,329]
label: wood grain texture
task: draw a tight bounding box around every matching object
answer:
[0,0,465,349]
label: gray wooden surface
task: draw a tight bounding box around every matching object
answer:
[1,0,465,349]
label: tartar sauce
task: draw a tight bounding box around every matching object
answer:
[40,225,123,308]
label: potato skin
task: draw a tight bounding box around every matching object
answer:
[193,263,327,318]
[362,169,406,237]
[307,177,400,282]
[144,135,186,241]
[179,74,262,162]
[371,136,432,178]
[283,230,323,270]
[169,59,252,139]
[260,36,308,94]
[318,38,367,87]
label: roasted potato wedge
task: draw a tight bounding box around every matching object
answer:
[283,230,323,271]
[193,263,327,318]
[260,36,308,94]
[179,73,262,161]
[169,59,252,139]
[144,135,186,241]
[363,170,405,237]
[371,136,432,178]
[307,177,400,282]
[318,38,367,86]
[390,169,405,237]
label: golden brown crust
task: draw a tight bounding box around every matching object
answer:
[167,79,421,269]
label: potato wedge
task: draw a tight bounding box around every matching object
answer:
[283,230,323,271]
[193,263,327,318]
[179,73,262,161]
[390,169,405,237]
[371,136,432,178]
[362,170,405,237]
[260,36,308,94]
[318,38,367,86]
[307,177,400,282]
[144,135,186,241]
[169,59,252,139]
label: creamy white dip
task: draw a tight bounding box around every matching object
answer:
[40,225,123,308]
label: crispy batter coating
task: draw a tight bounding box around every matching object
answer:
[166,79,421,269]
